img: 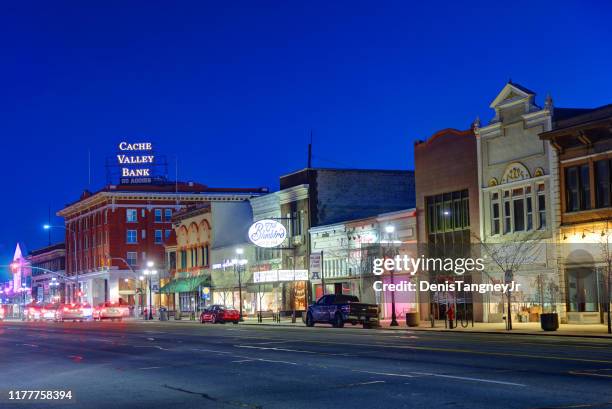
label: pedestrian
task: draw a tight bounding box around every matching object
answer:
[447,305,455,329]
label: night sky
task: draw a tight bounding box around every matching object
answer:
[1,1,611,279]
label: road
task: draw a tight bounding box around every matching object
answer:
[1,320,611,409]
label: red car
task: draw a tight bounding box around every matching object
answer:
[200,305,240,324]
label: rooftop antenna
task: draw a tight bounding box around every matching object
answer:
[175,155,179,207]
[307,130,313,168]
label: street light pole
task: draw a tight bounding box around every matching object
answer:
[44,224,78,303]
[234,248,245,321]
[385,225,399,327]
[143,261,157,320]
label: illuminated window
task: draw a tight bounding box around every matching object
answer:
[164,209,172,221]
[154,209,162,223]
[126,252,137,267]
[127,209,137,223]
[126,230,137,244]
[155,230,162,244]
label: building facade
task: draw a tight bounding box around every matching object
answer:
[475,82,564,323]
[309,209,417,319]
[28,243,66,304]
[279,168,416,310]
[415,127,481,322]
[57,181,266,308]
[540,104,612,324]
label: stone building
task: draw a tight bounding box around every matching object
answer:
[474,81,584,324]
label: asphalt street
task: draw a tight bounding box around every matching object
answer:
[1,320,612,409]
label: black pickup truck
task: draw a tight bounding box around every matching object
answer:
[305,294,379,328]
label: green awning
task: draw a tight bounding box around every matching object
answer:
[159,276,210,294]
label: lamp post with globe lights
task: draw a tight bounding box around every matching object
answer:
[232,248,247,321]
[143,261,157,320]
[384,225,399,327]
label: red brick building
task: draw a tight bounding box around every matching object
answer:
[414,127,481,322]
[57,182,267,307]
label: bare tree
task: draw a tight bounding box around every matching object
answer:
[473,232,545,330]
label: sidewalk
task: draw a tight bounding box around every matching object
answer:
[377,319,612,338]
[141,316,612,338]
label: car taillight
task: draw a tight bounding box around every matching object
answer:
[41,309,47,314]
[63,307,69,311]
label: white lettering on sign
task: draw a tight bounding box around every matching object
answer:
[119,142,153,151]
[122,168,151,177]
[248,220,287,248]
[117,155,155,164]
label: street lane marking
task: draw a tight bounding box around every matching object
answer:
[232,358,297,365]
[354,370,414,378]
[139,366,163,370]
[411,371,527,387]
[234,344,352,356]
[353,369,526,387]
[134,345,171,351]
[569,369,612,379]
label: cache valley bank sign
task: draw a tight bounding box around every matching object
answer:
[117,141,155,184]
[248,219,308,284]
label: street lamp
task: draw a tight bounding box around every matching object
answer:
[44,224,79,303]
[384,225,399,327]
[233,248,247,321]
[143,262,157,320]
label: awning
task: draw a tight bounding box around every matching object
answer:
[159,276,211,294]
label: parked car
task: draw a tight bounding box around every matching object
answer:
[305,294,379,328]
[56,303,88,322]
[41,304,60,321]
[93,302,128,321]
[200,305,240,324]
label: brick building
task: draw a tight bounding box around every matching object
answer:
[414,127,481,322]
[57,181,267,307]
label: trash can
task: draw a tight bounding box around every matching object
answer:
[405,312,419,327]
[159,307,168,321]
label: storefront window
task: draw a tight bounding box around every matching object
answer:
[567,267,598,312]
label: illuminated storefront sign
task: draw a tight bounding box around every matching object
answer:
[248,220,287,248]
[253,269,308,283]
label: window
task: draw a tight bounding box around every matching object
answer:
[537,184,546,229]
[503,191,511,234]
[565,165,591,211]
[155,230,162,244]
[491,193,500,235]
[127,252,137,267]
[512,188,525,232]
[203,245,209,267]
[425,190,470,234]
[165,229,172,240]
[127,209,137,223]
[164,209,172,221]
[141,230,146,240]
[180,250,187,269]
[126,230,137,244]
[595,159,611,208]
[154,209,162,223]
[526,195,533,231]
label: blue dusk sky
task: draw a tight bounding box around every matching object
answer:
[1,1,611,278]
